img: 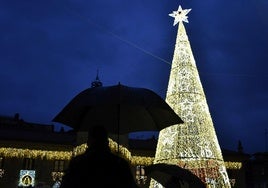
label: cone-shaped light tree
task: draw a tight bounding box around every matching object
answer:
[150,5,231,187]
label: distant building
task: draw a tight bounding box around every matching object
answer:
[222,148,250,187]
[244,152,268,188]
[0,114,75,187]
[0,113,265,188]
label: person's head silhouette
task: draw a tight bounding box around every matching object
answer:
[61,125,138,188]
[87,125,109,149]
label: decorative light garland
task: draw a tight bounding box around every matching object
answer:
[73,143,87,156]
[131,156,154,166]
[0,145,242,170]
[72,138,132,162]
[224,162,242,170]
[0,147,72,160]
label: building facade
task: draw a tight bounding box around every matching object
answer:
[0,114,75,187]
[0,114,266,188]
[244,152,268,188]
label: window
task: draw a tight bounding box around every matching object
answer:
[52,160,65,182]
[54,160,65,172]
[0,157,4,178]
[23,158,34,170]
[261,167,265,175]
[135,165,147,185]
[0,157,4,168]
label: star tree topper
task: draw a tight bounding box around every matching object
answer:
[169,5,192,26]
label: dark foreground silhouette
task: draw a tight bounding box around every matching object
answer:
[60,125,138,188]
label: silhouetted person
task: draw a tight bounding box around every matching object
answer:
[60,125,138,188]
[165,176,183,188]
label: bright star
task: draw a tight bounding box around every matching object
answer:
[169,5,192,26]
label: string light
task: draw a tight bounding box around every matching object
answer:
[131,156,154,166]
[224,162,242,170]
[72,138,132,161]
[0,147,72,160]
[151,6,231,187]
[0,145,242,170]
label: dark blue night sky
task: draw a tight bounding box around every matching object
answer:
[1,0,268,154]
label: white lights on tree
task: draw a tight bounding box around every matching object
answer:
[151,5,231,188]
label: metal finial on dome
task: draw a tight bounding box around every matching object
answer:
[91,69,103,88]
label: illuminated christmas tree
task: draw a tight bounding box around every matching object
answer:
[150,5,231,187]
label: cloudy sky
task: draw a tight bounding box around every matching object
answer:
[1,0,268,154]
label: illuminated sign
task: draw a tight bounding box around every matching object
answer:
[18,170,35,187]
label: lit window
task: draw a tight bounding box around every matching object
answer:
[135,165,147,185]
[23,158,34,170]
[18,170,35,187]
[51,160,65,182]
[0,157,4,168]
[0,157,4,178]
